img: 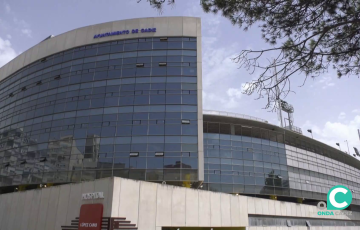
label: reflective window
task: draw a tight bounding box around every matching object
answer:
[0,36,198,187]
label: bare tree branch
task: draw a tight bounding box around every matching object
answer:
[139,0,360,109]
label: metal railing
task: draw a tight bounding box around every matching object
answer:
[284,125,303,134]
[203,110,268,123]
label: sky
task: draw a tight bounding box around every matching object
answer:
[0,0,359,155]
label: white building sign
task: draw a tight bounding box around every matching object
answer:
[82,192,104,200]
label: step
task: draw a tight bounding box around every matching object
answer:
[116,223,136,227]
[111,217,127,221]
[75,217,111,220]
[61,226,78,230]
[112,228,137,230]
[113,220,131,224]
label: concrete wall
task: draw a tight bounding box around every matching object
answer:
[247,195,360,220]
[1,177,360,230]
[247,227,359,230]
[111,178,360,230]
[110,177,249,229]
[0,177,113,230]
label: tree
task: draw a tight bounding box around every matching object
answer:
[139,0,360,109]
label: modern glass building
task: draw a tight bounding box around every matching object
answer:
[0,17,360,214]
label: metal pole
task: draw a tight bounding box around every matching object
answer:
[288,112,292,130]
[311,133,313,139]
[345,140,350,154]
[274,60,283,128]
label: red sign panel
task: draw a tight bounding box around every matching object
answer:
[79,203,103,230]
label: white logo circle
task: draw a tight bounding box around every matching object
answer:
[329,187,348,208]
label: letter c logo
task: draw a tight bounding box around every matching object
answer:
[327,185,352,210]
[329,187,348,208]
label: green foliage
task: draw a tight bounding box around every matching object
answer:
[140,0,360,109]
[138,0,175,11]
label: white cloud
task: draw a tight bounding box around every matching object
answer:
[352,109,360,114]
[4,2,10,13]
[302,115,360,155]
[183,3,248,112]
[338,112,346,120]
[21,29,32,38]
[0,37,16,67]
[318,75,336,89]
[227,88,242,99]
[203,89,240,110]
[0,6,32,39]
[14,18,29,28]
[241,82,252,93]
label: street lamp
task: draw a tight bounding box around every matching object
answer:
[307,129,313,139]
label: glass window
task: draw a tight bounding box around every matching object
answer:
[134,95,149,105]
[105,97,119,106]
[182,50,196,56]
[101,127,116,137]
[182,95,197,104]
[123,52,137,58]
[122,68,136,77]
[168,42,182,49]
[153,42,167,49]
[124,43,138,51]
[150,95,165,104]
[147,158,163,169]
[111,44,123,53]
[91,98,105,108]
[85,48,97,57]
[167,67,181,75]
[165,125,181,135]
[116,125,132,136]
[152,67,167,76]
[98,46,110,55]
[182,158,197,169]
[149,125,164,135]
[0,37,203,187]
[77,100,90,109]
[130,157,146,168]
[136,68,151,76]
[183,42,196,49]
[132,126,148,135]
[138,42,152,50]
[119,96,134,106]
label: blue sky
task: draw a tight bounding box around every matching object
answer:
[0,0,359,154]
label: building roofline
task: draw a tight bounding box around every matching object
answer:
[0,16,201,82]
[204,113,360,170]
[203,110,268,123]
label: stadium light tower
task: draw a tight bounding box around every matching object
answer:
[273,61,302,134]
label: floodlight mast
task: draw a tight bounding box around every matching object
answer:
[274,59,301,134]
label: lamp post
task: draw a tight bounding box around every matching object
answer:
[307,129,313,139]
[344,140,350,154]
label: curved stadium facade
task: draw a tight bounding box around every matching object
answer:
[1,17,360,229]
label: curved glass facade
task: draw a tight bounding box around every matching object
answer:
[0,37,199,187]
[203,119,360,206]
[203,132,289,196]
